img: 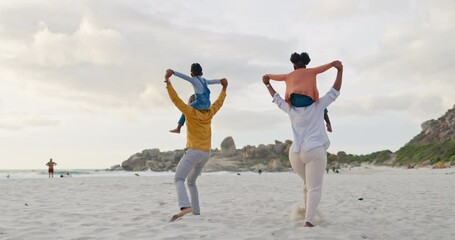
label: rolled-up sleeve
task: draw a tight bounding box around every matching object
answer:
[319,88,340,109]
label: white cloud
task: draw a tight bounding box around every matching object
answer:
[21,20,127,67]
[0,0,454,169]
[0,115,60,131]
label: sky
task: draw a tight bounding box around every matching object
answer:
[0,0,454,169]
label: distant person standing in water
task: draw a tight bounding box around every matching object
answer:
[164,69,228,222]
[46,158,57,178]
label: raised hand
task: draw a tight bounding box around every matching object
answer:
[333,61,343,71]
[262,74,270,85]
[165,69,174,81]
[220,78,228,88]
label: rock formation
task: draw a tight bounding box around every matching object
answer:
[113,105,455,172]
[115,136,293,172]
[406,105,455,146]
[220,136,237,157]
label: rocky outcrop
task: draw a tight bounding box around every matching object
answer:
[115,136,293,172]
[407,105,455,146]
[221,136,237,157]
[120,148,183,171]
[115,104,455,172]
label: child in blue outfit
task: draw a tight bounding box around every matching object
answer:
[167,63,225,133]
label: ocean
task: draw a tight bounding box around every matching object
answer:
[0,169,248,180]
[0,169,177,180]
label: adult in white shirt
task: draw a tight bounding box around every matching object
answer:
[262,60,343,227]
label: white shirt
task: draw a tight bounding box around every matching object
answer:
[273,88,340,152]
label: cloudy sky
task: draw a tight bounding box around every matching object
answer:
[0,0,453,169]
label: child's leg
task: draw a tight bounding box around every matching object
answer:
[324,109,332,132]
[170,99,202,134]
[177,114,185,126]
[170,95,198,134]
[169,114,184,133]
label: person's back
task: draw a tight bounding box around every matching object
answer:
[173,63,221,110]
[266,52,335,132]
[285,67,325,104]
[267,52,334,104]
[173,73,212,107]
[183,99,225,151]
[165,71,228,222]
[46,158,57,178]
[168,63,223,133]
[288,99,330,150]
[262,60,343,227]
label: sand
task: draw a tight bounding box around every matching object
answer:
[1,167,454,240]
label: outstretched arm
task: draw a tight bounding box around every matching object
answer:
[206,78,223,85]
[262,75,290,113]
[164,70,193,115]
[172,70,199,86]
[265,73,287,81]
[332,61,343,91]
[262,75,276,97]
[313,62,336,74]
[318,61,343,109]
[210,79,228,115]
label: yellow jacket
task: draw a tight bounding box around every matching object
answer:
[167,84,226,151]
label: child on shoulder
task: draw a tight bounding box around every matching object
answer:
[166,63,225,133]
[265,52,336,132]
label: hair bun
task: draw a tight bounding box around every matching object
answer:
[300,52,311,65]
[290,52,301,64]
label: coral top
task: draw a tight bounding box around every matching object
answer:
[267,63,333,103]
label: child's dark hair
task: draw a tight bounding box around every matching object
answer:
[191,63,203,76]
[290,52,311,67]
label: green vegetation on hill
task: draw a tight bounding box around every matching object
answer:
[333,150,393,165]
[394,139,455,166]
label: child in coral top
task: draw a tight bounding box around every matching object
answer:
[265,52,336,132]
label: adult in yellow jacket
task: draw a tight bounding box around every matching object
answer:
[164,69,228,222]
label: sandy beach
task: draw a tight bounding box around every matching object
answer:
[1,167,454,240]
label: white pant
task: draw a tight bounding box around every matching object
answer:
[289,145,327,224]
[174,149,210,215]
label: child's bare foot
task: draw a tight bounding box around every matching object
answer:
[304,221,314,227]
[169,207,192,222]
[326,123,332,132]
[169,128,181,134]
[169,125,182,134]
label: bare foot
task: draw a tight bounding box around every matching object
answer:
[304,221,314,227]
[169,207,192,222]
[169,128,181,134]
[326,123,332,132]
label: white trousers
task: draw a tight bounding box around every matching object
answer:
[289,145,327,224]
[174,149,210,215]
